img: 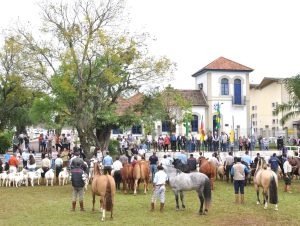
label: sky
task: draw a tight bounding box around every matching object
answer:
[0,0,300,89]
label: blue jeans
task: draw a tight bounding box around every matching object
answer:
[150,164,157,182]
[146,142,151,152]
[234,180,245,194]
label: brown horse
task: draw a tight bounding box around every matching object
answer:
[133,160,150,195]
[198,157,216,190]
[92,162,116,222]
[121,163,134,194]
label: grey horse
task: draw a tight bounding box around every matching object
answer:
[164,165,212,215]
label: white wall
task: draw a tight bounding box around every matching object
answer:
[195,72,208,95]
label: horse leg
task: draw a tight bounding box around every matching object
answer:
[134,179,138,195]
[198,192,204,215]
[101,209,106,222]
[174,191,179,210]
[100,198,103,212]
[264,190,268,209]
[180,191,185,209]
[255,185,260,204]
[92,193,95,211]
[144,181,147,194]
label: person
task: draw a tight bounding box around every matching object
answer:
[27,154,36,171]
[8,153,19,173]
[187,154,197,172]
[61,148,70,168]
[160,155,171,167]
[241,151,252,167]
[176,150,188,164]
[51,148,58,169]
[210,152,220,168]
[70,151,84,169]
[231,157,250,204]
[207,132,213,152]
[55,154,63,183]
[70,160,86,211]
[55,134,62,152]
[170,133,177,152]
[212,131,219,152]
[4,151,11,171]
[41,155,51,183]
[269,153,280,174]
[149,152,159,182]
[119,153,128,165]
[146,133,152,152]
[253,153,261,169]
[102,151,113,175]
[22,149,29,169]
[112,156,123,190]
[283,156,293,193]
[220,132,228,152]
[163,135,170,152]
[151,165,168,212]
[224,151,234,183]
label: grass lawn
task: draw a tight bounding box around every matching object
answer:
[0,179,300,226]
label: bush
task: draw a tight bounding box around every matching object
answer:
[108,139,119,157]
[0,130,13,154]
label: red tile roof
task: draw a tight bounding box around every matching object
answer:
[115,92,143,116]
[176,89,208,106]
[192,57,253,77]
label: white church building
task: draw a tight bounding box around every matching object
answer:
[177,56,253,137]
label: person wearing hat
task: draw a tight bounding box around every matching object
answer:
[283,156,293,193]
[231,157,250,204]
[150,165,168,212]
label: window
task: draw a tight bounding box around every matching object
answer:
[131,124,142,134]
[234,79,242,104]
[221,78,229,95]
[272,119,276,124]
[191,115,199,132]
[272,111,276,116]
[272,102,278,108]
[252,105,257,111]
[162,121,170,132]
[112,128,123,134]
[251,113,257,119]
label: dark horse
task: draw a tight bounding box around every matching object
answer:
[173,158,190,173]
[164,165,211,215]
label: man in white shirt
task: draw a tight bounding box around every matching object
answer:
[283,156,293,193]
[151,165,168,212]
[112,156,123,190]
[22,149,29,169]
[160,155,171,167]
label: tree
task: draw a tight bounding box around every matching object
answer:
[0,37,37,134]
[275,74,300,125]
[13,0,173,157]
[136,86,192,135]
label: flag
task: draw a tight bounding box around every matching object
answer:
[215,103,221,129]
[200,115,205,142]
[230,128,234,144]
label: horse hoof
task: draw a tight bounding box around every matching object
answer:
[256,201,260,205]
[182,205,186,209]
[275,208,278,211]
[176,207,179,211]
[264,206,267,210]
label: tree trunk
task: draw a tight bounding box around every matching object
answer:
[76,128,92,159]
[96,126,112,155]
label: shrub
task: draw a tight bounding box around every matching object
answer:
[0,130,13,154]
[108,139,119,157]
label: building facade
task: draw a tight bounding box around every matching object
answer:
[250,77,299,138]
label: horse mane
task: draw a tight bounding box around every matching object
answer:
[105,176,113,211]
[94,162,102,176]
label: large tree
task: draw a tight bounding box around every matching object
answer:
[13,0,173,157]
[0,37,37,134]
[275,74,300,125]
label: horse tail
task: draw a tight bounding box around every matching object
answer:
[203,177,212,206]
[269,175,278,204]
[105,176,113,211]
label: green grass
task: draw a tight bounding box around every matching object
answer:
[1,179,300,226]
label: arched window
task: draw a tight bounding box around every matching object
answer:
[162,121,170,132]
[234,79,242,104]
[221,78,229,95]
[191,115,198,132]
[132,124,142,134]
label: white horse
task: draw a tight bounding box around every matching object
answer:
[164,165,212,215]
[0,171,8,186]
[58,167,69,186]
[45,169,55,186]
[28,168,44,187]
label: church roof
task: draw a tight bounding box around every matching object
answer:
[115,92,143,115]
[192,57,254,77]
[176,89,208,106]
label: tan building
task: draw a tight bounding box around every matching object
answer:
[250,77,299,138]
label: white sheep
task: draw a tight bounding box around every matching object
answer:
[58,167,69,186]
[45,169,55,186]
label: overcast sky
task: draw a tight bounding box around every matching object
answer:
[1,0,299,89]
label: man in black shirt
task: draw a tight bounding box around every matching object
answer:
[149,152,159,182]
[187,154,197,172]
